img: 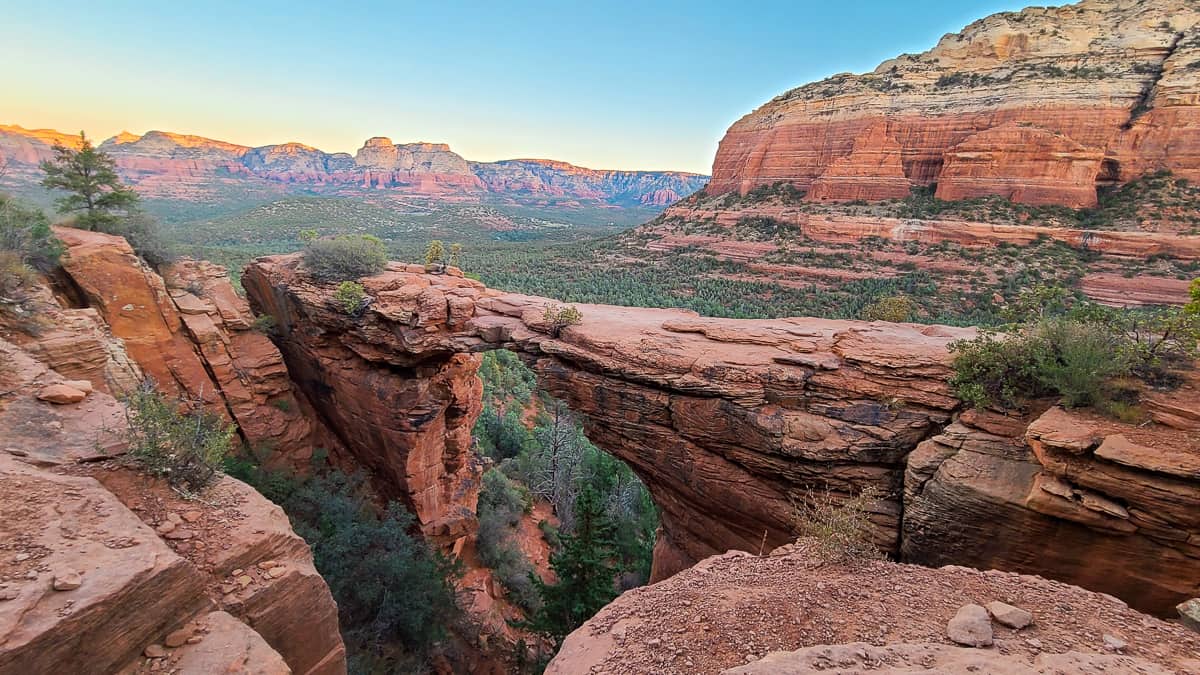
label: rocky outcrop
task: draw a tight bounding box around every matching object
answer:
[708,0,1200,206]
[0,326,345,674]
[544,545,1200,674]
[0,124,706,207]
[51,227,327,469]
[903,401,1200,615]
[243,256,1200,616]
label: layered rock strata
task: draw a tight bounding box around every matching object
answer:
[708,0,1200,206]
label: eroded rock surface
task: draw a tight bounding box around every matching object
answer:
[544,545,1200,675]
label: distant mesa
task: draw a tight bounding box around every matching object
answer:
[706,0,1200,208]
[0,123,708,208]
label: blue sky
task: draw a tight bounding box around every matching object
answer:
[4,0,1032,173]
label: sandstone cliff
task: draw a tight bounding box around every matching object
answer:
[708,0,1200,207]
[243,256,1199,617]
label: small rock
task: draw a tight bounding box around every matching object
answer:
[986,600,1033,629]
[163,529,193,540]
[167,513,183,525]
[181,510,202,523]
[0,588,18,601]
[232,568,244,576]
[1025,638,1042,651]
[947,603,993,647]
[256,560,277,571]
[14,553,30,562]
[186,636,203,645]
[164,628,191,648]
[646,638,662,648]
[37,384,87,405]
[236,574,253,588]
[265,566,286,579]
[1178,598,1200,634]
[143,644,167,659]
[155,521,177,535]
[1102,634,1127,651]
[52,572,82,591]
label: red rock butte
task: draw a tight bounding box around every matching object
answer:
[708,0,1200,208]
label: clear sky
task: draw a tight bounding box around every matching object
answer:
[4,0,1032,173]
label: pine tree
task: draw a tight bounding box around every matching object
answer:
[529,486,619,643]
[40,132,139,230]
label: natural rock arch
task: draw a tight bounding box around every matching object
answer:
[243,254,1199,614]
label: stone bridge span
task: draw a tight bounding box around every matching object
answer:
[243,255,1199,615]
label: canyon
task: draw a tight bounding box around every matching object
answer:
[2,226,1197,672]
[0,125,707,209]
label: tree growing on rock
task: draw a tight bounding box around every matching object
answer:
[39,133,172,266]
[542,304,583,338]
[529,486,619,643]
[40,132,139,231]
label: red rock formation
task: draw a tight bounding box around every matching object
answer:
[544,545,1200,674]
[708,0,1200,206]
[809,121,912,201]
[936,123,1106,207]
[52,227,328,468]
[243,256,1200,616]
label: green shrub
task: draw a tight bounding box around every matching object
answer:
[123,382,235,492]
[542,304,582,337]
[224,459,463,669]
[251,313,277,334]
[860,295,916,322]
[1031,319,1130,408]
[102,211,175,268]
[0,250,39,298]
[303,235,388,281]
[951,318,1133,410]
[0,195,62,272]
[334,280,368,315]
[424,239,446,266]
[949,330,1050,409]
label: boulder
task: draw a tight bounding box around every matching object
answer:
[36,384,87,404]
[946,604,993,647]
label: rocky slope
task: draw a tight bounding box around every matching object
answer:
[0,339,345,674]
[708,0,1200,207]
[0,124,707,208]
[544,544,1200,674]
[243,256,1199,616]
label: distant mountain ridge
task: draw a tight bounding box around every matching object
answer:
[0,124,708,208]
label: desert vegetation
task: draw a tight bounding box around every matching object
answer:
[950,281,1200,416]
[302,233,388,281]
[123,382,236,492]
[39,133,173,266]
